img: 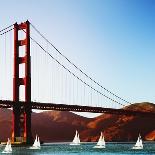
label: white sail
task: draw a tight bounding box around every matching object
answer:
[8,143,12,152]
[33,135,38,147]
[77,133,80,144]
[29,135,41,149]
[37,136,41,148]
[132,134,143,149]
[94,132,105,148]
[2,138,12,153]
[139,139,143,147]
[70,130,80,145]
[96,132,103,145]
[102,134,106,146]
[72,130,78,143]
[135,137,140,146]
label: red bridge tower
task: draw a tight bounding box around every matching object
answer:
[12,20,32,144]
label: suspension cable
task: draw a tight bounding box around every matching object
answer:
[22,29,125,107]
[30,22,131,105]
[0,24,13,33]
[0,28,14,36]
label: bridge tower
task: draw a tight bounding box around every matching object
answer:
[12,20,32,144]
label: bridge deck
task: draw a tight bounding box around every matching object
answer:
[0,100,155,117]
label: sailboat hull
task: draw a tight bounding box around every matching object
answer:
[29,146,41,149]
[69,143,80,146]
[132,146,143,150]
[2,150,12,154]
[93,145,105,149]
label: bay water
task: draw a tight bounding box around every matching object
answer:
[0,142,155,154]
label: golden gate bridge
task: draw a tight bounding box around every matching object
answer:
[0,21,154,144]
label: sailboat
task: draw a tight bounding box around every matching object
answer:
[29,135,41,149]
[2,138,12,153]
[94,132,105,148]
[132,134,143,149]
[70,130,80,145]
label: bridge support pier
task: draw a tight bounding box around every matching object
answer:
[12,21,32,144]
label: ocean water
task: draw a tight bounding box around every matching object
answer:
[0,142,155,155]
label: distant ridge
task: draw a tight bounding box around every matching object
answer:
[82,102,155,142]
[0,102,155,142]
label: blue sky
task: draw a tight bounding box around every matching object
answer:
[0,0,155,110]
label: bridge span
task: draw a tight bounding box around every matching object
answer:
[0,100,155,117]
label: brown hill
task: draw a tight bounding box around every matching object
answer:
[0,102,155,142]
[0,109,90,142]
[145,130,155,141]
[0,109,12,141]
[80,102,155,142]
[31,111,91,142]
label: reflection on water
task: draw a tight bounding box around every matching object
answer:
[0,142,155,155]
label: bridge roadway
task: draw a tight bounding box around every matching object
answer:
[0,100,155,117]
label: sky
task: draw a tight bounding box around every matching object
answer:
[0,0,155,117]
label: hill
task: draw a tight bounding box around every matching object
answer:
[81,102,155,142]
[31,111,91,142]
[0,109,90,142]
